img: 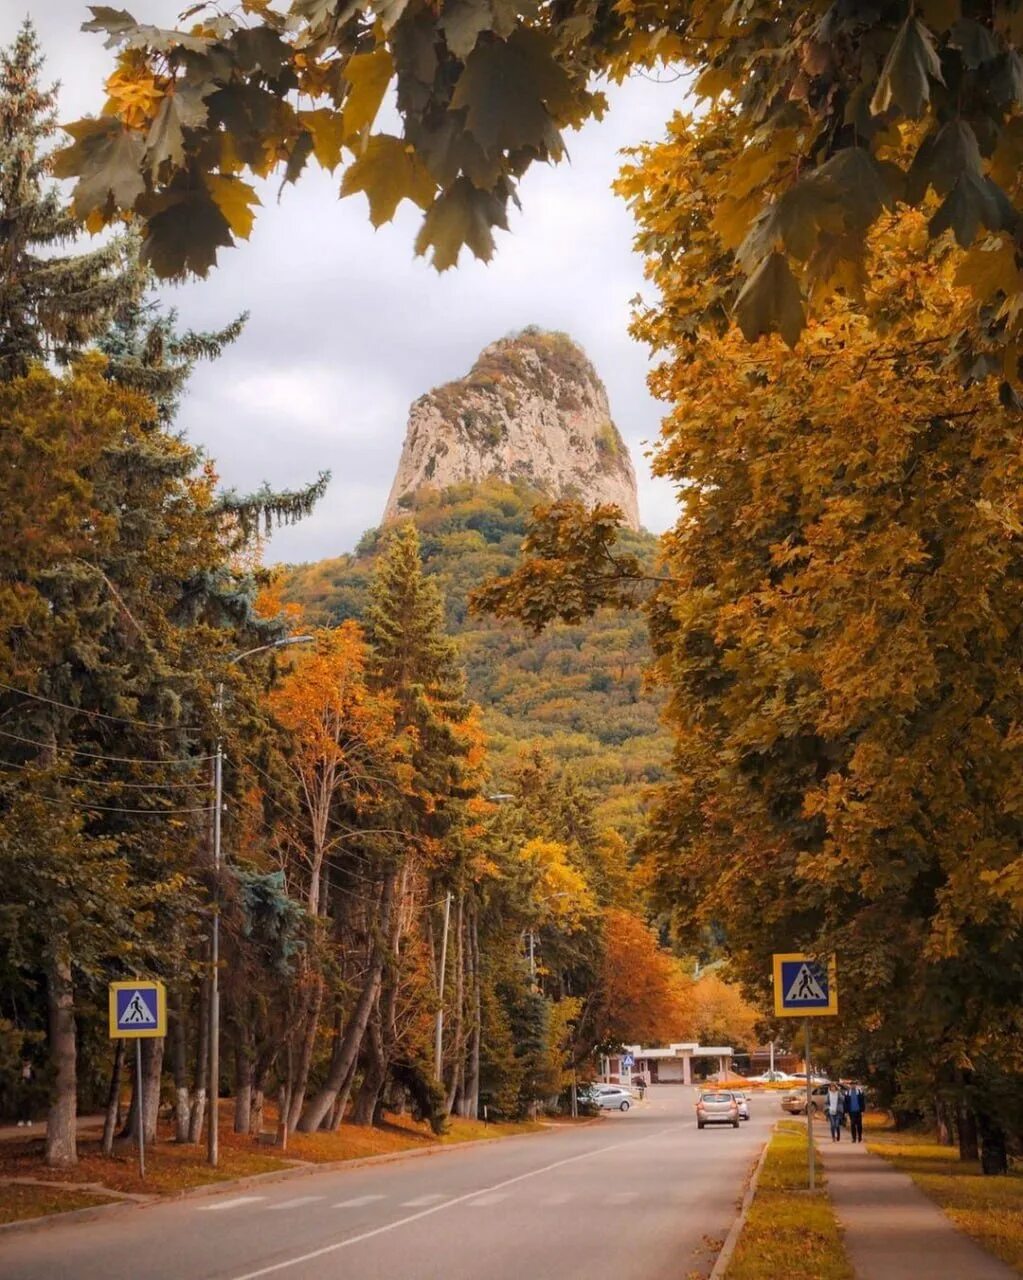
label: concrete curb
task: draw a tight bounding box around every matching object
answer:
[708,1134,771,1280]
[0,1195,147,1238]
[0,1119,583,1237]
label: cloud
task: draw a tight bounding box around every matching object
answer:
[19,2,687,563]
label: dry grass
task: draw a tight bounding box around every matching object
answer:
[0,1104,543,1213]
[724,1120,853,1280]
[440,1117,544,1143]
[0,1183,120,1226]
[868,1125,1023,1272]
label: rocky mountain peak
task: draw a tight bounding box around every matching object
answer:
[382,328,641,530]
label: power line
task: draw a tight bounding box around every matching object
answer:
[0,679,203,733]
[0,727,214,766]
[0,755,206,790]
[0,787,215,816]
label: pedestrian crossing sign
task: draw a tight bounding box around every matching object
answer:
[109,980,167,1038]
[772,953,838,1018]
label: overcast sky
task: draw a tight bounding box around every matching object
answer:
[11,1,688,564]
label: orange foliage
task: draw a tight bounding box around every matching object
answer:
[593,909,692,1046]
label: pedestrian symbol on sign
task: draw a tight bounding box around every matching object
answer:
[785,964,827,1004]
[122,990,157,1025]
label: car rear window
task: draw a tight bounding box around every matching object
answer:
[701,1093,732,1102]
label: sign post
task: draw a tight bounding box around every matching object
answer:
[772,954,837,1191]
[108,981,167,1181]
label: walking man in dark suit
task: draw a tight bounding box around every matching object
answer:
[846,1081,866,1142]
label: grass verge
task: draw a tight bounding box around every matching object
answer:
[0,1105,545,1215]
[724,1120,853,1280]
[867,1125,1023,1272]
[0,1183,120,1226]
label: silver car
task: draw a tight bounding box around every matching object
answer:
[592,1085,632,1112]
[696,1090,740,1129]
[732,1090,751,1120]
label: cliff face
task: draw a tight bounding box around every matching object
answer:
[383,328,641,530]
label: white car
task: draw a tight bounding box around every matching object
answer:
[732,1090,751,1120]
[592,1085,632,1112]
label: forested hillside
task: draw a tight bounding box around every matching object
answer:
[281,480,670,837]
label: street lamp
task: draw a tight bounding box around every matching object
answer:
[208,634,313,1167]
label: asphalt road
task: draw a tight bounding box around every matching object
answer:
[0,1089,772,1280]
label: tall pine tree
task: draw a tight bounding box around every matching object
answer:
[0,20,139,379]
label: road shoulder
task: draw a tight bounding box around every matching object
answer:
[718,1118,852,1280]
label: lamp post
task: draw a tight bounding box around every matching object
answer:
[207,634,313,1168]
[434,891,452,1081]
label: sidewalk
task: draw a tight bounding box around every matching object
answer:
[819,1136,1018,1279]
[0,1116,103,1145]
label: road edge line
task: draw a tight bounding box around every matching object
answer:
[708,1133,771,1280]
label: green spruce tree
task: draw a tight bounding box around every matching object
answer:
[0,19,139,379]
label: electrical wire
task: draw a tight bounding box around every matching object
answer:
[0,788,215,816]
[0,755,206,790]
[0,726,214,766]
[0,679,203,732]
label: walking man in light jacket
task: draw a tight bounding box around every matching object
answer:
[826,1082,844,1141]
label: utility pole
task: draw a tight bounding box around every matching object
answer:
[208,698,223,1169]
[135,1039,145,1180]
[805,1019,815,1191]
[435,891,452,1081]
[208,635,312,1168]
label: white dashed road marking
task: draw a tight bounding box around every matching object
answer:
[268,1197,324,1211]
[199,1197,266,1212]
[334,1195,387,1208]
[227,1125,677,1280]
[401,1193,446,1207]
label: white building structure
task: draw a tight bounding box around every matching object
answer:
[600,1043,733,1086]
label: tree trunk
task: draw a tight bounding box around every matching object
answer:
[249,1047,275,1136]
[977,1110,1009,1176]
[170,987,191,1143]
[351,1012,387,1127]
[102,1039,125,1157]
[934,1098,954,1146]
[330,1056,360,1130]
[188,978,210,1144]
[287,971,324,1132]
[142,1037,164,1144]
[234,1019,253,1135]
[957,1104,979,1162]
[298,871,396,1133]
[45,951,77,1169]
[119,1037,162,1144]
[297,964,379,1131]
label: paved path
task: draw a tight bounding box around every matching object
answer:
[0,1089,769,1280]
[0,1114,103,1144]
[820,1136,1017,1279]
